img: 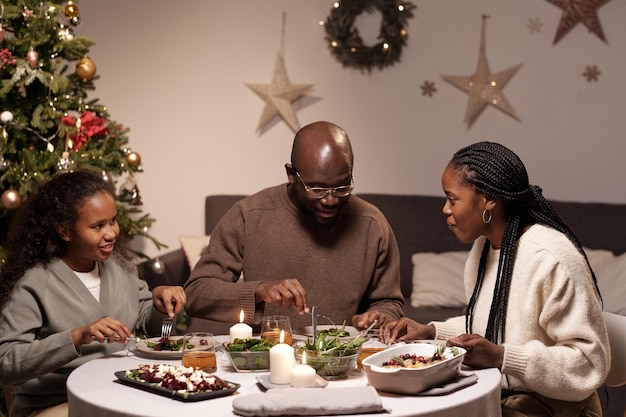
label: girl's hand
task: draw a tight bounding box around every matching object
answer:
[152,285,186,317]
[71,317,134,347]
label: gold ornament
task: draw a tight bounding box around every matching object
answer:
[1,189,22,210]
[125,151,141,169]
[441,15,522,129]
[76,56,97,81]
[64,1,80,19]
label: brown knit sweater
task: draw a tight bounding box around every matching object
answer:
[184,184,404,329]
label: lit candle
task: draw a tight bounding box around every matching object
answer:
[290,351,316,387]
[230,310,253,342]
[269,330,294,384]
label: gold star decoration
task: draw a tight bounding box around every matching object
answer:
[246,52,313,134]
[420,80,437,97]
[245,13,313,134]
[527,17,544,33]
[545,0,612,44]
[442,15,523,129]
[583,65,601,81]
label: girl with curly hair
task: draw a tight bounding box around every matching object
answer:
[0,170,185,417]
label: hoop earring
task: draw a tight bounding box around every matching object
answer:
[482,209,492,224]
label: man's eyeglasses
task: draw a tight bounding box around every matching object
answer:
[293,170,354,199]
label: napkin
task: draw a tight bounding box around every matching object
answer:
[232,386,386,416]
[415,370,478,396]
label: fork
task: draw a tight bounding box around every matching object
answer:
[160,316,175,339]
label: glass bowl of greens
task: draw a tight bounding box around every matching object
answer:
[294,330,366,380]
[224,338,277,372]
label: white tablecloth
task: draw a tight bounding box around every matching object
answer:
[66,336,502,417]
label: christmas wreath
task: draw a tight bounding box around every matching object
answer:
[323,0,416,73]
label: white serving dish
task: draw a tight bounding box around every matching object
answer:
[361,342,466,395]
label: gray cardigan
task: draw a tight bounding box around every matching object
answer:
[0,258,165,417]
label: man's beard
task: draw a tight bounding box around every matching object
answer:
[293,193,343,232]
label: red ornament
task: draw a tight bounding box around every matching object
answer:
[26,48,38,68]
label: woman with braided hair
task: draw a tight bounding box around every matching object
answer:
[383,142,609,417]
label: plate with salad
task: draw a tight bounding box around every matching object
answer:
[133,336,217,359]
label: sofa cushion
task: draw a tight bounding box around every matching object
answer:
[586,249,626,315]
[410,251,468,309]
[179,235,211,270]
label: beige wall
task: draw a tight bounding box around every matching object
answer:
[77,0,626,258]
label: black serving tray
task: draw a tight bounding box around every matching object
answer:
[114,370,240,402]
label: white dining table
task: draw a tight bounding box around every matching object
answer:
[66,336,502,417]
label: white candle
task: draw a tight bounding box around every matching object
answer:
[269,330,294,384]
[230,310,253,342]
[291,351,316,387]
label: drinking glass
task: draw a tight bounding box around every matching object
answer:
[261,315,293,345]
[181,332,217,373]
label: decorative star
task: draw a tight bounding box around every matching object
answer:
[527,17,544,33]
[545,0,612,44]
[420,80,437,97]
[245,52,313,134]
[442,15,523,129]
[583,65,601,81]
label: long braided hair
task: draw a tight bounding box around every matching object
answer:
[451,142,601,344]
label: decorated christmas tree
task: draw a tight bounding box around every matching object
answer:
[0,0,163,262]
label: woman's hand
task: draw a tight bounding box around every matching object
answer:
[71,316,133,347]
[446,334,504,369]
[152,285,186,317]
[380,317,436,344]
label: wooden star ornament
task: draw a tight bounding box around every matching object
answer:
[245,13,313,134]
[442,15,523,129]
[545,0,612,44]
[246,52,313,134]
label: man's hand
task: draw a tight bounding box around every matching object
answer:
[255,279,309,315]
[152,286,187,317]
[446,334,504,369]
[352,310,383,330]
[380,317,436,344]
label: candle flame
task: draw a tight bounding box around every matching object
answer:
[239,309,244,323]
[279,329,285,344]
[302,350,307,364]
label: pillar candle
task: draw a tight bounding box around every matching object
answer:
[290,351,316,387]
[230,310,253,342]
[269,330,294,384]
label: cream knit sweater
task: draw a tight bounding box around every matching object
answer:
[434,224,610,402]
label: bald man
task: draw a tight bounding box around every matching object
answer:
[184,121,404,330]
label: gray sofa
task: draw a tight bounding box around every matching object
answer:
[139,193,626,417]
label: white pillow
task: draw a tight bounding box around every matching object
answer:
[410,251,468,308]
[179,235,211,270]
[585,249,626,316]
